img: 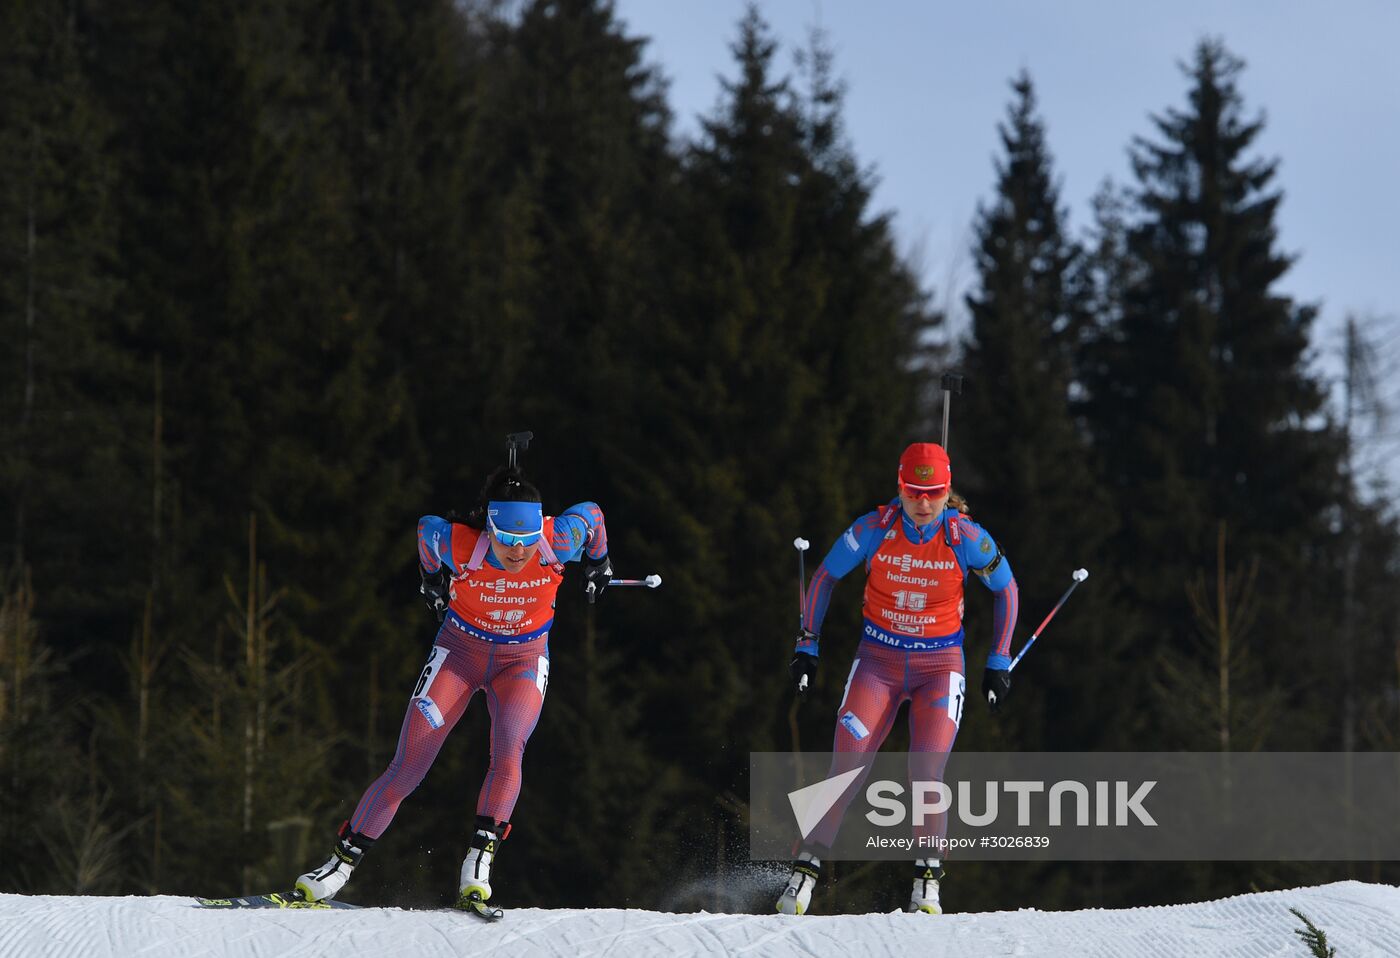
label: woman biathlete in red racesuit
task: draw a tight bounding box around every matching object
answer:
[777,443,1019,916]
[294,466,612,908]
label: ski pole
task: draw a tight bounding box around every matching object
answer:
[607,574,662,589]
[794,537,811,692]
[1008,568,1089,672]
[940,373,963,451]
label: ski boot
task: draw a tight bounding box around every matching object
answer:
[458,815,509,906]
[906,858,943,914]
[775,850,822,915]
[295,821,375,902]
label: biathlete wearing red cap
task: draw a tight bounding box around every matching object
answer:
[777,442,1019,917]
[294,466,611,910]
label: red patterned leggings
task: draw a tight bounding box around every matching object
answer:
[348,622,550,838]
[806,641,965,851]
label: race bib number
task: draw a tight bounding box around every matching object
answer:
[841,658,861,707]
[413,645,449,699]
[535,655,550,696]
[948,673,966,726]
[412,646,450,729]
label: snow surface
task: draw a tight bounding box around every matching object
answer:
[2,881,1398,957]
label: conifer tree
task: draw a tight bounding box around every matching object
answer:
[1081,39,1343,746]
[78,0,421,886]
[628,10,938,906]
[959,73,1122,750]
[302,0,477,494]
[0,0,135,622]
[369,0,683,905]
[455,0,676,476]
[0,568,88,892]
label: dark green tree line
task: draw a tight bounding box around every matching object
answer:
[0,0,1395,916]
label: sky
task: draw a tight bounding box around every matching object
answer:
[614,0,1400,480]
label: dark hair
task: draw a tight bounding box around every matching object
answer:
[461,466,542,530]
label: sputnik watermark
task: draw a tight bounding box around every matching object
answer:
[789,774,1156,840]
[753,751,1400,861]
[864,779,1157,828]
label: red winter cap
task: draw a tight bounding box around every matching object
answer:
[898,443,951,493]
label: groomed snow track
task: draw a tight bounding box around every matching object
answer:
[2,880,1396,957]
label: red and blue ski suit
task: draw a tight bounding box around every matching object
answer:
[347,504,607,838]
[799,501,1018,851]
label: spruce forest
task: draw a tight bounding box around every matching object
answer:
[2,0,1397,915]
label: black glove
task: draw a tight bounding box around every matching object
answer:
[789,653,819,694]
[584,554,613,604]
[982,669,1012,713]
[420,568,451,622]
[789,629,820,694]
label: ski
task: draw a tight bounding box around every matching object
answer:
[454,890,504,922]
[196,888,501,919]
[195,891,359,910]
